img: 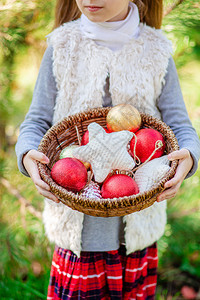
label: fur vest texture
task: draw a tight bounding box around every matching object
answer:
[43,19,173,257]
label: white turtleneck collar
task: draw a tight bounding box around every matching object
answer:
[80,2,140,51]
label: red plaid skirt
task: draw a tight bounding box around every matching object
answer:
[47,243,157,300]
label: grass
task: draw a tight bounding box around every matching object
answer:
[0,149,53,299]
[157,171,200,297]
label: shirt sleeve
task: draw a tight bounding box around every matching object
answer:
[15,46,57,176]
[157,56,200,178]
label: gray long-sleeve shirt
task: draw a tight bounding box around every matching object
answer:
[15,46,200,251]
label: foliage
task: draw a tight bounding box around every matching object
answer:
[0,0,56,149]
[0,0,200,299]
[163,0,200,68]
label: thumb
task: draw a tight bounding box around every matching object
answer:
[29,150,50,164]
[167,149,189,161]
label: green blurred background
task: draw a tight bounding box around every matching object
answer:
[0,0,200,299]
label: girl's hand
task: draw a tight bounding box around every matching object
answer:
[23,150,60,203]
[157,148,193,202]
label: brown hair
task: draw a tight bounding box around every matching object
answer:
[54,0,163,29]
[134,0,163,29]
[54,0,81,28]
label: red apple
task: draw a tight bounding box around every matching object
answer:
[81,130,89,146]
[101,174,139,199]
[129,128,165,163]
[51,158,87,192]
[81,127,110,145]
[104,127,110,133]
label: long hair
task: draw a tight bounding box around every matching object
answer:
[54,0,163,29]
[54,0,81,28]
[134,0,163,29]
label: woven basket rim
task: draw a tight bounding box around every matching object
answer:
[37,107,179,216]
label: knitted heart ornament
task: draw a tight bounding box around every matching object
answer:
[134,155,170,193]
[129,128,166,164]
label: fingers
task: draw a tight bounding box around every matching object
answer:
[36,185,60,202]
[165,158,185,189]
[30,160,60,203]
[23,150,59,203]
[33,173,51,191]
[35,176,60,203]
[157,149,193,202]
[157,168,182,202]
[27,158,49,188]
[166,150,193,188]
[157,182,181,202]
[164,171,183,189]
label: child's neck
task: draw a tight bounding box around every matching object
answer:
[80,2,140,52]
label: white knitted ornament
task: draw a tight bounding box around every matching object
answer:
[73,122,135,183]
[80,181,102,200]
[134,155,170,192]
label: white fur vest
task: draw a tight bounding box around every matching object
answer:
[43,19,172,257]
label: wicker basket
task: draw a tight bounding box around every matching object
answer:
[37,107,179,217]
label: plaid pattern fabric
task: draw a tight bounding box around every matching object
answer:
[47,243,157,300]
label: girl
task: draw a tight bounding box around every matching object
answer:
[16,0,200,299]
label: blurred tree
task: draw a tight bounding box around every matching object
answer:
[0,0,199,150]
[163,0,200,67]
[0,0,55,149]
